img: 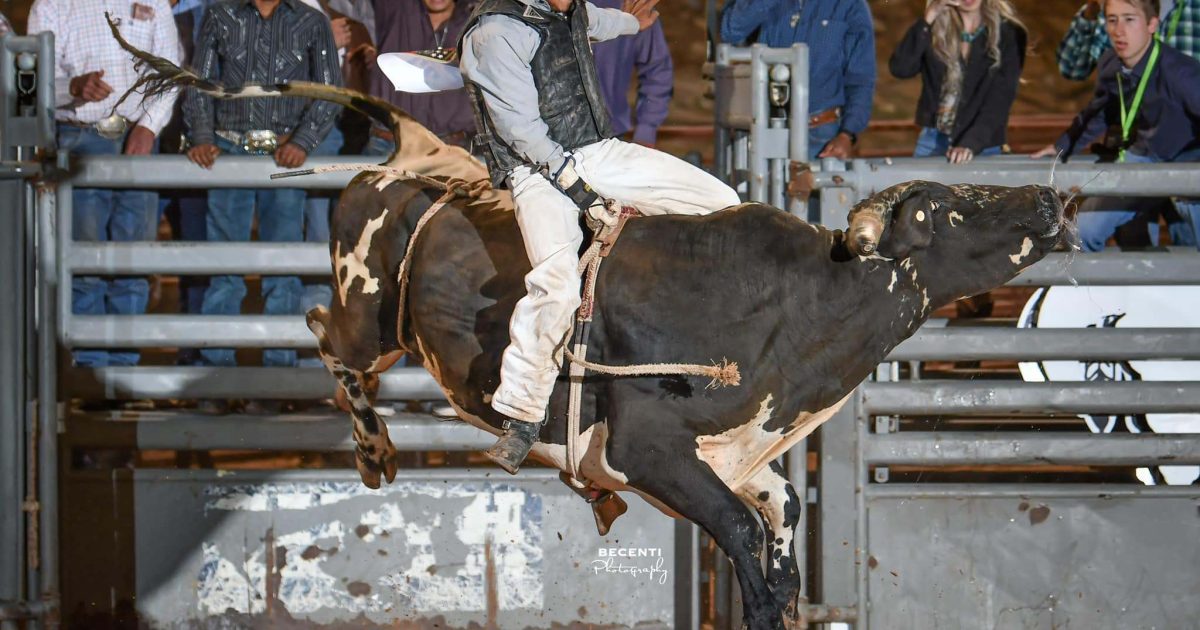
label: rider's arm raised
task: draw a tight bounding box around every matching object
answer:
[584,2,639,42]
[460,16,566,170]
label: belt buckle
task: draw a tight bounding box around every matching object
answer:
[242,130,278,155]
[95,114,128,140]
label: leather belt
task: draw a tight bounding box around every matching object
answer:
[809,107,842,128]
[216,129,280,154]
[61,114,132,140]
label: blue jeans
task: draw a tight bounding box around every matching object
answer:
[364,133,394,157]
[913,127,1002,158]
[58,124,159,367]
[1076,151,1200,251]
[298,128,343,367]
[808,122,840,162]
[200,137,306,367]
[164,191,209,365]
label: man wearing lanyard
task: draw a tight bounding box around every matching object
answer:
[719,0,876,161]
[1034,0,1200,252]
[1057,0,1198,80]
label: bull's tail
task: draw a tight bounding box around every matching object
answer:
[306,305,399,489]
[105,13,406,163]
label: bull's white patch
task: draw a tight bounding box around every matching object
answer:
[737,466,793,572]
[1009,236,1034,264]
[367,350,404,373]
[948,210,965,227]
[334,207,388,305]
[915,210,926,222]
[697,393,851,493]
[888,270,898,293]
[921,288,930,314]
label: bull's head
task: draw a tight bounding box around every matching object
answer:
[845,180,1065,299]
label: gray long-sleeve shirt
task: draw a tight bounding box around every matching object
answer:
[460,0,637,171]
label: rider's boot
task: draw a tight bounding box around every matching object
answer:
[484,417,541,475]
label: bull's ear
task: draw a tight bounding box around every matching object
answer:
[877,190,935,260]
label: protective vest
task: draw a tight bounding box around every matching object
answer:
[460,0,613,184]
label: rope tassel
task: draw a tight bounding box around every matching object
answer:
[563,350,741,389]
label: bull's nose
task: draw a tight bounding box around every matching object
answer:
[1037,188,1060,209]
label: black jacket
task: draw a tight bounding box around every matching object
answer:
[889,18,1026,153]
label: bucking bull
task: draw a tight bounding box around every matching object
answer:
[113,25,1065,629]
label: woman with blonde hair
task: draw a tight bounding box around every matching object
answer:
[890,0,1028,163]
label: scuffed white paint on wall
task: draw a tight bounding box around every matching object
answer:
[195,481,544,617]
[196,543,257,616]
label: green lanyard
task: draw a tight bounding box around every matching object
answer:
[1116,40,1160,162]
[1166,4,1183,40]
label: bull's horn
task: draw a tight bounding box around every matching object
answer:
[848,212,883,255]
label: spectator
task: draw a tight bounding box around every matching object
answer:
[1057,0,1198,80]
[163,0,218,367]
[1033,0,1200,251]
[720,0,876,160]
[183,0,341,413]
[29,0,182,368]
[0,11,13,36]
[368,0,476,155]
[591,0,673,147]
[890,0,1027,164]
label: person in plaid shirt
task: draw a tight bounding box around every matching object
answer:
[1057,0,1199,79]
[29,0,182,368]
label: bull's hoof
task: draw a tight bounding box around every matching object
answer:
[590,492,628,536]
[355,436,398,489]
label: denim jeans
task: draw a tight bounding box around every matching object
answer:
[200,137,306,367]
[1076,150,1200,251]
[808,122,840,162]
[58,124,159,367]
[913,127,1002,159]
[298,128,343,367]
[364,133,394,157]
[163,191,209,365]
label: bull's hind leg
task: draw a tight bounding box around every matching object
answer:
[738,460,803,625]
[612,438,784,630]
[307,306,398,488]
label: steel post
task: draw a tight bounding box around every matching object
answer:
[749,45,768,203]
[34,186,58,628]
[0,176,25,614]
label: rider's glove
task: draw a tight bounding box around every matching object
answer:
[545,155,601,212]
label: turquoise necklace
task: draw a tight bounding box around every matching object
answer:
[961,24,986,43]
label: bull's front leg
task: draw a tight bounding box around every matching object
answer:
[307,306,399,488]
[738,460,803,626]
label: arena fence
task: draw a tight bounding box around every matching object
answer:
[40,154,1200,629]
[2,31,1200,627]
